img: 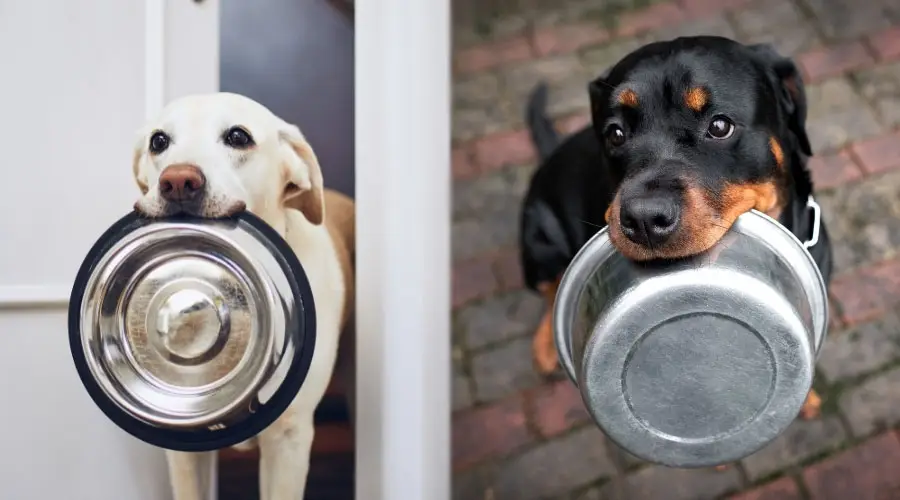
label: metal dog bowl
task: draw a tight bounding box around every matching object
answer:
[68,211,316,452]
[555,205,828,468]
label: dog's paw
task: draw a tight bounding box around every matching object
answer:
[533,345,559,375]
[532,313,559,375]
[799,389,822,420]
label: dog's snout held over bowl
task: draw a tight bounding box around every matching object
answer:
[157,163,206,204]
[132,92,325,224]
[612,169,687,251]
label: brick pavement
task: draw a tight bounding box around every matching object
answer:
[450,0,900,498]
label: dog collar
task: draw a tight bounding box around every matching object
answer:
[800,195,822,251]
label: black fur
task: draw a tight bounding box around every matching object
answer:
[519,36,832,292]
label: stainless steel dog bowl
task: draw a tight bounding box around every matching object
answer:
[555,204,828,468]
[68,211,316,452]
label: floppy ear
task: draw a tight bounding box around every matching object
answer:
[749,43,813,157]
[132,130,150,194]
[279,123,325,225]
[587,68,613,141]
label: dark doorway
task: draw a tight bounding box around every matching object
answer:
[217,1,355,498]
[220,0,355,197]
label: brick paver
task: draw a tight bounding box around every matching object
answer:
[451,0,900,497]
[807,151,863,190]
[830,257,900,325]
[802,431,900,499]
[741,417,847,482]
[804,78,883,153]
[853,62,900,130]
[816,169,900,271]
[798,42,875,82]
[526,379,591,438]
[839,367,900,437]
[816,311,900,381]
[870,27,900,61]
[728,477,803,500]
[851,131,900,174]
[603,464,743,500]
[491,426,617,500]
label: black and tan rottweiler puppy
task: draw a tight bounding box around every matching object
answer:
[520,36,832,420]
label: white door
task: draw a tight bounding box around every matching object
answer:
[0,1,218,499]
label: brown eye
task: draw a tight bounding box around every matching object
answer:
[149,131,170,154]
[707,116,735,139]
[223,126,255,149]
[606,125,626,147]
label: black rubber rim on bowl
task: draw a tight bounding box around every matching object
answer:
[67,211,317,452]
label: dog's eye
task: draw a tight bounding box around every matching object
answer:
[149,132,170,155]
[605,125,626,147]
[707,116,735,139]
[223,127,255,149]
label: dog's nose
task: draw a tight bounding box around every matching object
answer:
[619,196,680,247]
[159,164,206,203]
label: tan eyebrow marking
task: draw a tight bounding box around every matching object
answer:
[618,89,638,107]
[684,87,709,112]
[769,136,785,169]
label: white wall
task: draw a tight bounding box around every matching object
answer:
[0,1,218,498]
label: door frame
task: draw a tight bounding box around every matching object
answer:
[0,0,220,497]
[355,0,452,498]
[0,0,453,496]
[0,0,220,313]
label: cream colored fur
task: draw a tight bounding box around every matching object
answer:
[132,92,353,500]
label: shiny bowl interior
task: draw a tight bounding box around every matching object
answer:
[69,211,316,452]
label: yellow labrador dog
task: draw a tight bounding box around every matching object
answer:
[132,92,355,500]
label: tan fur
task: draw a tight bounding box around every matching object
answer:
[131,92,354,500]
[533,277,562,374]
[605,182,783,261]
[800,389,822,420]
[618,88,638,107]
[684,87,708,112]
[769,136,785,170]
[323,188,355,330]
[718,182,782,221]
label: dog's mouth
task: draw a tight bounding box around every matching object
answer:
[604,182,781,262]
[134,199,247,219]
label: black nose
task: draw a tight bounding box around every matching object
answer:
[619,196,681,247]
